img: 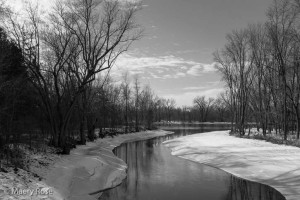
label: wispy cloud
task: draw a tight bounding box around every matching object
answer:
[186,63,218,76]
[109,51,224,106]
[112,52,219,80]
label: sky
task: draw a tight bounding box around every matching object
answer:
[10,0,273,107]
[111,0,273,106]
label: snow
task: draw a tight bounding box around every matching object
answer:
[0,145,63,200]
[163,130,300,200]
[0,130,172,200]
[44,130,173,200]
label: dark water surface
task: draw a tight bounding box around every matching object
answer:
[100,125,286,200]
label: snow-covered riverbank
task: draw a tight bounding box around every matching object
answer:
[163,130,300,200]
[44,130,173,200]
[0,130,172,200]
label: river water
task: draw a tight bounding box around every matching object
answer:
[100,125,285,200]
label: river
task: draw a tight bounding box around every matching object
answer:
[100,125,285,200]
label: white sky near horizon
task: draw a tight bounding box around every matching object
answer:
[8,0,273,107]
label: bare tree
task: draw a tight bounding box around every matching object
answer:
[121,72,131,133]
[4,0,142,150]
[193,96,214,122]
[214,29,254,135]
[214,95,227,122]
[133,75,140,132]
[164,98,176,122]
[247,23,272,135]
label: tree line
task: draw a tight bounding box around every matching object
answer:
[214,0,300,139]
[156,95,231,123]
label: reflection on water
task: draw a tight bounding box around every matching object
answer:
[226,176,285,200]
[100,127,285,200]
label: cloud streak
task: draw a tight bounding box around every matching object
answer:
[112,52,218,80]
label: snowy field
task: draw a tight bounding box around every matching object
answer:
[163,131,300,200]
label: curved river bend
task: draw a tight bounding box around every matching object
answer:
[100,125,285,200]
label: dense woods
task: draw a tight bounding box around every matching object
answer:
[214,0,300,139]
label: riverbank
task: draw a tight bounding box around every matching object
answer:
[0,130,172,200]
[163,130,300,200]
[155,121,233,125]
[44,130,173,200]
